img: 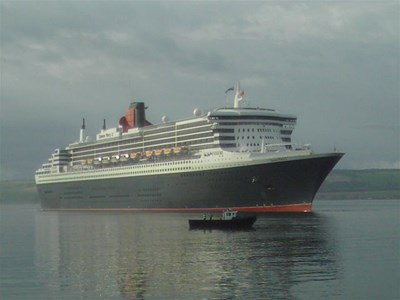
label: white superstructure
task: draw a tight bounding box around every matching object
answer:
[35,85,309,184]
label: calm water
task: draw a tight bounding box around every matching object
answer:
[0,200,399,300]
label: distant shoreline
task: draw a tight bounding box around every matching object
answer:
[316,190,400,200]
[1,169,399,203]
[317,169,400,200]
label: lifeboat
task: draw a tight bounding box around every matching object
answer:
[86,159,93,165]
[155,149,164,156]
[102,156,110,164]
[164,148,172,155]
[93,157,102,165]
[145,150,154,157]
[120,154,129,161]
[173,147,181,154]
[131,152,142,159]
[111,155,120,163]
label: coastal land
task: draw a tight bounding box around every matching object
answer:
[316,169,400,200]
[0,169,399,203]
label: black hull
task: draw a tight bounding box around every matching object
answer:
[189,216,257,230]
[37,153,343,212]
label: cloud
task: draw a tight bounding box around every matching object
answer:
[361,123,400,131]
[186,2,398,44]
[0,0,399,179]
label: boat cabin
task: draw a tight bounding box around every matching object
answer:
[222,210,238,220]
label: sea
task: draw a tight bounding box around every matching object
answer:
[0,199,399,300]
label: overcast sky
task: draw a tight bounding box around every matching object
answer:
[1,0,399,180]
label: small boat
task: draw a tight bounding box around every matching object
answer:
[189,210,256,230]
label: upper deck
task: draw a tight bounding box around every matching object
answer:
[36,84,301,176]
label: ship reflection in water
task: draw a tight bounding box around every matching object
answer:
[34,211,339,299]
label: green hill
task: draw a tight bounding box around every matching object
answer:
[317,169,400,200]
[0,180,38,203]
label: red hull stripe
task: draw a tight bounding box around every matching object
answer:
[42,203,312,213]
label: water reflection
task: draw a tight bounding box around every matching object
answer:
[34,211,339,299]
[191,213,339,299]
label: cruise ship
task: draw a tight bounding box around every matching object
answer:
[35,84,343,212]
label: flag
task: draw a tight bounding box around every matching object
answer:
[225,86,234,94]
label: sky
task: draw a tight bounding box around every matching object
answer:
[1,0,399,180]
